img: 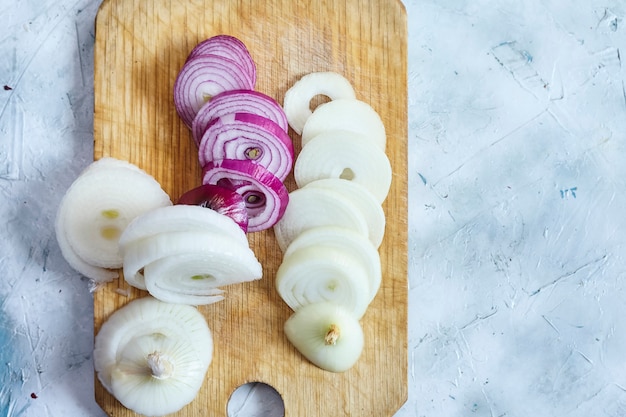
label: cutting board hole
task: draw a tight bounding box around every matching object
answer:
[227,382,285,416]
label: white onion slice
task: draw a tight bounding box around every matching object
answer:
[276,245,371,319]
[173,54,255,127]
[202,159,289,232]
[302,178,385,248]
[283,72,356,134]
[273,186,368,253]
[300,99,386,150]
[198,112,294,181]
[191,89,288,145]
[122,230,261,294]
[55,158,171,279]
[284,301,364,373]
[119,204,248,250]
[294,130,392,203]
[284,226,382,303]
[94,296,212,416]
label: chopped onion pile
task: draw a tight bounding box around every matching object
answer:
[276,72,392,372]
[55,157,172,284]
[174,35,292,232]
[94,296,213,416]
[119,204,262,304]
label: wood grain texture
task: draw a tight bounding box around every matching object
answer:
[93,0,407,416]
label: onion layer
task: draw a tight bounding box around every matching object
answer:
[187,35,256,87]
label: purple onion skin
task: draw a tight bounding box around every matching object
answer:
[177,184,249,233]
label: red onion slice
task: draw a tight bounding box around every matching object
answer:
[192,89,288,145]
[177,184,249,233]
[201,159,289,233]
[173,54,255,127]
[198,113,294,182]
[187,35,256,85]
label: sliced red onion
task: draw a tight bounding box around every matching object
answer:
[173,54,255,127]
[191,89,288,145]
[201,159,289,233]
[176,184,249,233]
[187,35,256,86]
[198,113,294,182]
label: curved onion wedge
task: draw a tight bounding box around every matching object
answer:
[123,230,261,295]
[300,99,386,150]
[282,71,356,134]
[294,130,392,203]
[276,245,371,319]
[284,301,364,373]
[202,159,289,232]
[191,89,288,145]
[273,183,368,253]
[55,158,171,275]
[119,204,248,250]
[94,296,212,416]
[198,112,294,181]
[176,184,249,232]
[284,226,382,303]
[303,179,385,248]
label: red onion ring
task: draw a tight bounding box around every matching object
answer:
[187,35,256,85]
[191,89,288,145]
[201,159,289,233]
[176,184,249,233]
[198,113,294,182]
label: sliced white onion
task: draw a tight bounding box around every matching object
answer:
[191,89,288,145]
[282,72,356,134]
[273,186,369,253]
[300,99,386,150]
[198,112,294,181]
[294,130,392,203]
[119,204,248,250]
[276,245,371,319]
[284,226,382,303]
[94,296,212,416]
[55,158,171,280]
[303,179,385,248]
[284,301,364,373]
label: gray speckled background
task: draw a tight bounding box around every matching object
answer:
[2,0,626,416]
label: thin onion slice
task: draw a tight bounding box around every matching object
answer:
[303,179,385,248]
[192,89,288,145]
[272,185,368,253]
[301,99,386,150]
[276,245,371,319]
[187,35,256,86]
[55,158,171,275]
[202,159,289,232]
[94,296,212,415]
[177,184,249,232]
[173,54,255,128]
[294,130,392,203]
[284,226,382,303]
[283,72,356,134]
[123,230,261,293]
[198,112,294,181]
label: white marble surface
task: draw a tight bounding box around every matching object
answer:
[1,0,625,416]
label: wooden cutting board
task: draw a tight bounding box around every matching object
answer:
[92,0,408,416]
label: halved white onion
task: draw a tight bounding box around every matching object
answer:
[300,98,386,150]
[276,245,371,319]
[272,186,369,253]
[55,158,171,281]
[294,130,392,203]
[282,71,356,134]
[94,296,213,416]
[123,230,262,297]
[284,226,382,303]
[303,179,386,248]
[284,301,364,373]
